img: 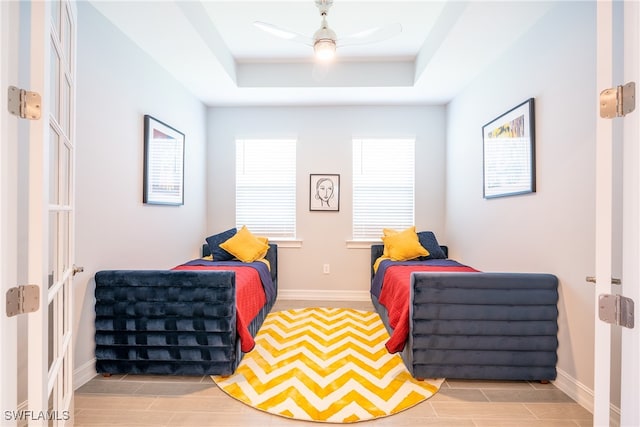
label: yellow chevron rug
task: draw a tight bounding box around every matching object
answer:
[211,307,443,423]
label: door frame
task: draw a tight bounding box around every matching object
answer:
[1,0,20,423]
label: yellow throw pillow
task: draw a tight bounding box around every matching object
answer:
[382,228,400,236]
[219,225,270,263]
[381,226,429,261]
[381,227,400,257]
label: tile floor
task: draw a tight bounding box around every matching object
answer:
[74,300,593,426]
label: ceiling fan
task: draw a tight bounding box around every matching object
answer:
[253,0,402,62]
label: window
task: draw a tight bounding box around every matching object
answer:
[236,139,296,239]
[352,138,415,240]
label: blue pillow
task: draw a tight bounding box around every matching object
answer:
[417,231,447,259]
[205,228,237,261]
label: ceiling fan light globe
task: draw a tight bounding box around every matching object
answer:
[314,39,336,61]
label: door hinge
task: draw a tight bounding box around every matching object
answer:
[600,81,635,118]
[5,285,40,317]
[7,85,41,120]
[599,294,635,329]
[72,265,84,276]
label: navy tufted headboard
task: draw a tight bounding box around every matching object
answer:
[202,243,278,286]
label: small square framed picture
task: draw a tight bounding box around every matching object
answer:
[310,174,339,211]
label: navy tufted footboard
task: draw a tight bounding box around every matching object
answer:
[370,245,558,381]
[94,245,278,376]
[95,270,242,375]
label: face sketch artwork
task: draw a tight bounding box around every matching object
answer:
[315,178,335,207]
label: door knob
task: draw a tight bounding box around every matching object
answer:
[585,276,621,285]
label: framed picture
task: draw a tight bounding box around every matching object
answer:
[143,115,185,205]
[310,174,340,211]
[482,98,536,199]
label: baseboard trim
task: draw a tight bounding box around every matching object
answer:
[553,367,620,423]
[553,368,594,413]
[278,289,371,302]
[73,357,97,390]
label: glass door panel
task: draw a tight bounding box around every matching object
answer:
[49,127,59,204]
[61,142,70,205]
[49,42,60,124]
[47,298,56,371]
[48,212,58,289]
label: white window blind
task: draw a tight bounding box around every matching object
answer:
[352,138,415,240]
[236,139,296,239]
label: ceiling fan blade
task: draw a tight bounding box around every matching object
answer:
[336,22,402,47]
[253,21,314,46]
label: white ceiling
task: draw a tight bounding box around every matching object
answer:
[89,0,556,107]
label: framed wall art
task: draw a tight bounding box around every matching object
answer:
[143,115,185,205]
[310,174,340,211]
[482,98,536,199]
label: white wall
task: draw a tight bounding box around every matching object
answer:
[73,2,208,383]
[445,1,603,409]
[207,106,446,298]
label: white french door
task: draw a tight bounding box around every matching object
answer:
[2,1,77,424]
[594,1,639,426]
[619,2,640,425]
[26,1,77,425]
[594,3,615,425]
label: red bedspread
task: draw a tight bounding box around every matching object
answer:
[171,264,265,352]
[379,264,478,353]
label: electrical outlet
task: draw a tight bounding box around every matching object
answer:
[323,264,330,274]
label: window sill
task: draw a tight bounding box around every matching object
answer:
[345,240,382,249]
[270,239,303,248]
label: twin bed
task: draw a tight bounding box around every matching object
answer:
[370,243,559,382]
[94,232,278,376]
[94,230,558,381]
